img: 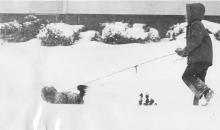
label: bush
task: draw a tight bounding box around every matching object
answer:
[19,15,48,42]
[38,23,84,46]
[0,20,22,41]
[0,15,48,42]
[148,28,160,42]
[100,22,160,44]
[167,20,220,41]
[166,22,187,41]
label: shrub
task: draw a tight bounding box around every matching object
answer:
[0,20,22,41]
[167,20,220,41]
[166,22,187,41]
[148,28,160,42]
[19,15,48,42]
[0,15,48,42]
[38,23,84,46]
[100,22,160,44]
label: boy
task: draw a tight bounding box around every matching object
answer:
[175,3,214,106]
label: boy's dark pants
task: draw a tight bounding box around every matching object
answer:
[182,62,211,104]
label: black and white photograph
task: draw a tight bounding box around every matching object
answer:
[0,0,220,129]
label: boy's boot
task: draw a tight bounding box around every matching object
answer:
[202,88,214,106]
[193,96,200,105]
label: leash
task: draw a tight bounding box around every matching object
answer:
[80,52,176,86]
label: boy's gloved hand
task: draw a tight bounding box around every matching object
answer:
[175,48,188,57]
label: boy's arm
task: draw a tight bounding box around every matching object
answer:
[183,22,205,55]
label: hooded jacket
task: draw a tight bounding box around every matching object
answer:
[184,3,213,65]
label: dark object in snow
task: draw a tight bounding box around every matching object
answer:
[144,94,150,105]
[214,30,220,41]
[171,33,176,41]
[41,85,88,104]
[139,93,157,106]
[149,99,155,105]
[139,93,143,105]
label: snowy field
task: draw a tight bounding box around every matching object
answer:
[0,31,220,130]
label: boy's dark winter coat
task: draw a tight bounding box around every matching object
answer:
[184,3,213,65]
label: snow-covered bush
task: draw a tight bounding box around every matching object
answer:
[101,22,160,44]
[0,15,48,42]
[19,15,48,42]
[38,23,84,46]
[0,20,22,41]
[148,28,160,42]
[167,20,220,41]
[166,22,187,41]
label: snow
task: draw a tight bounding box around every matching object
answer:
[23,19,41,27]
[38,23,84,38]
[126,27,149,39]
[101,22,129,39]
[1,23,220,130]
[148,28,160,41]
[79,30,100,41]
[24,15,38,21]
[202,20,220,34]
[101,22,159,41]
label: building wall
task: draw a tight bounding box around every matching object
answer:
[0,1,220,15]
[66,1,187,15]
[0,1,63,14]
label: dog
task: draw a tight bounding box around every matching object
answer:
[41,85,88,104]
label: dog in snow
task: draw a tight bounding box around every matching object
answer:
[41,85,88,104]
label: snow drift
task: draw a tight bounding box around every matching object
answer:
[0,36,220,130]
[79,30,101,41]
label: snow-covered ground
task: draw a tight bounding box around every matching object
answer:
[1,31,220,130]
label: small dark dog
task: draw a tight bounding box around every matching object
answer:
[41,85,88,104]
